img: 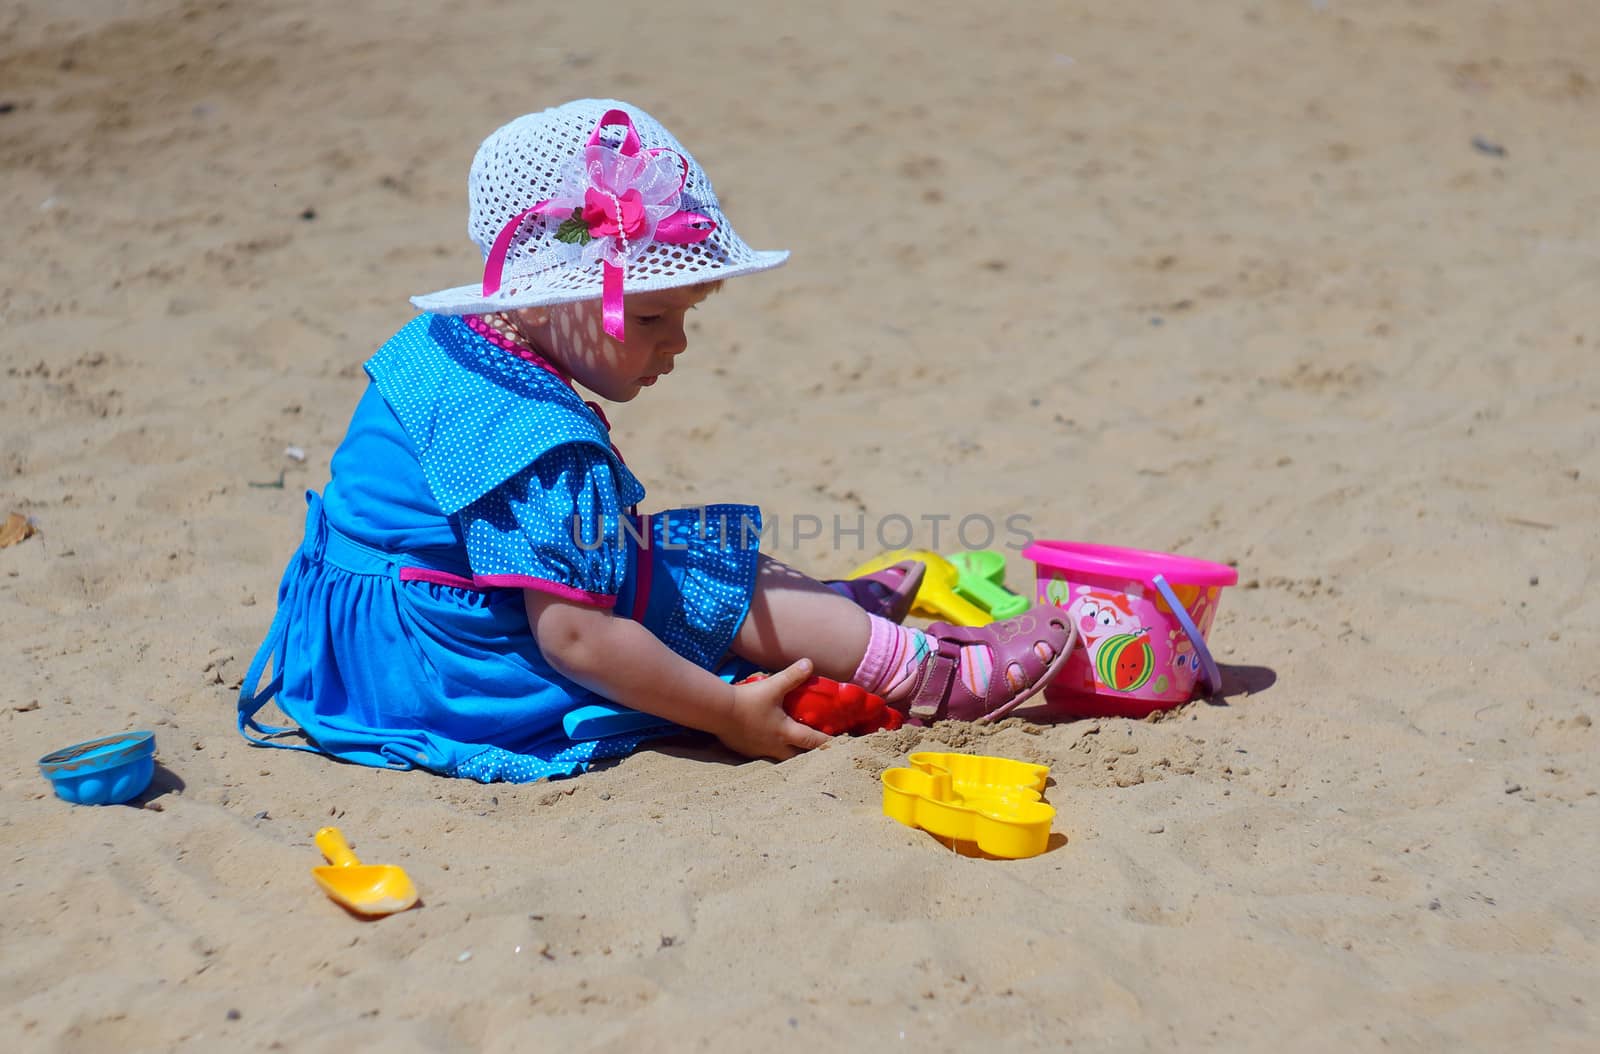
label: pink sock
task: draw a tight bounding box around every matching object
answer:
[851,616,998,705]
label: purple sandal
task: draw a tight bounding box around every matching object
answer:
[826,560,926,624]
[900,605,1079,724]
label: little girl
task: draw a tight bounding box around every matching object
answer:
[237,99,1073,783]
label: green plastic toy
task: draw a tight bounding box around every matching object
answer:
[944,550,1030,620]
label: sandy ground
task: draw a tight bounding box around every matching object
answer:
[2,0,1598,1050]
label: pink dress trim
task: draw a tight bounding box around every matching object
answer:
[398,567,616,608]
[462,314,571,384]
[475,574,616,606]
[628,513,653,623]
[398,567,478,590]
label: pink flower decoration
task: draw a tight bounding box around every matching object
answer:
[582,187,646,241]
[542,144,689,269]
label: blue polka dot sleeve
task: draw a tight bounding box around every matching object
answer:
[457,443,626,604]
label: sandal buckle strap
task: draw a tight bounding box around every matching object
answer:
[907,635,965,722]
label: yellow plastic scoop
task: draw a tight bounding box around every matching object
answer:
[311,827,419,917]
[848,549,993,627]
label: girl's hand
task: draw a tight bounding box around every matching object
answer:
[525,592,831,761]
[718,658,832,761]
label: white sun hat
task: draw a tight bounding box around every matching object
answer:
[410,98,788,339]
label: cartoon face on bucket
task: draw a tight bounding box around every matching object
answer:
[1163,585,1215,692]
[1068,588,1144,643]
[1169,630,1199,687]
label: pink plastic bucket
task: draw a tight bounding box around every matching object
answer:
[1023,540,1238,718]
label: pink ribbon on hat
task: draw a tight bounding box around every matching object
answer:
[480,109,716,341]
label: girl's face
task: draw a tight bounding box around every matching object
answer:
[510,286,710,402]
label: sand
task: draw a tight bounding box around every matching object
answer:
[2,0,1597,1049]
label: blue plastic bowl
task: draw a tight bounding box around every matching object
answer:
[39,731,157,805]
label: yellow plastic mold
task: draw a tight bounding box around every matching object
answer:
[881,751,1055,859]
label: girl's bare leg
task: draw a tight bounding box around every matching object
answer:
[730,555,870,680]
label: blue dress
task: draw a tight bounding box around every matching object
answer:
[237,314,764,783]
